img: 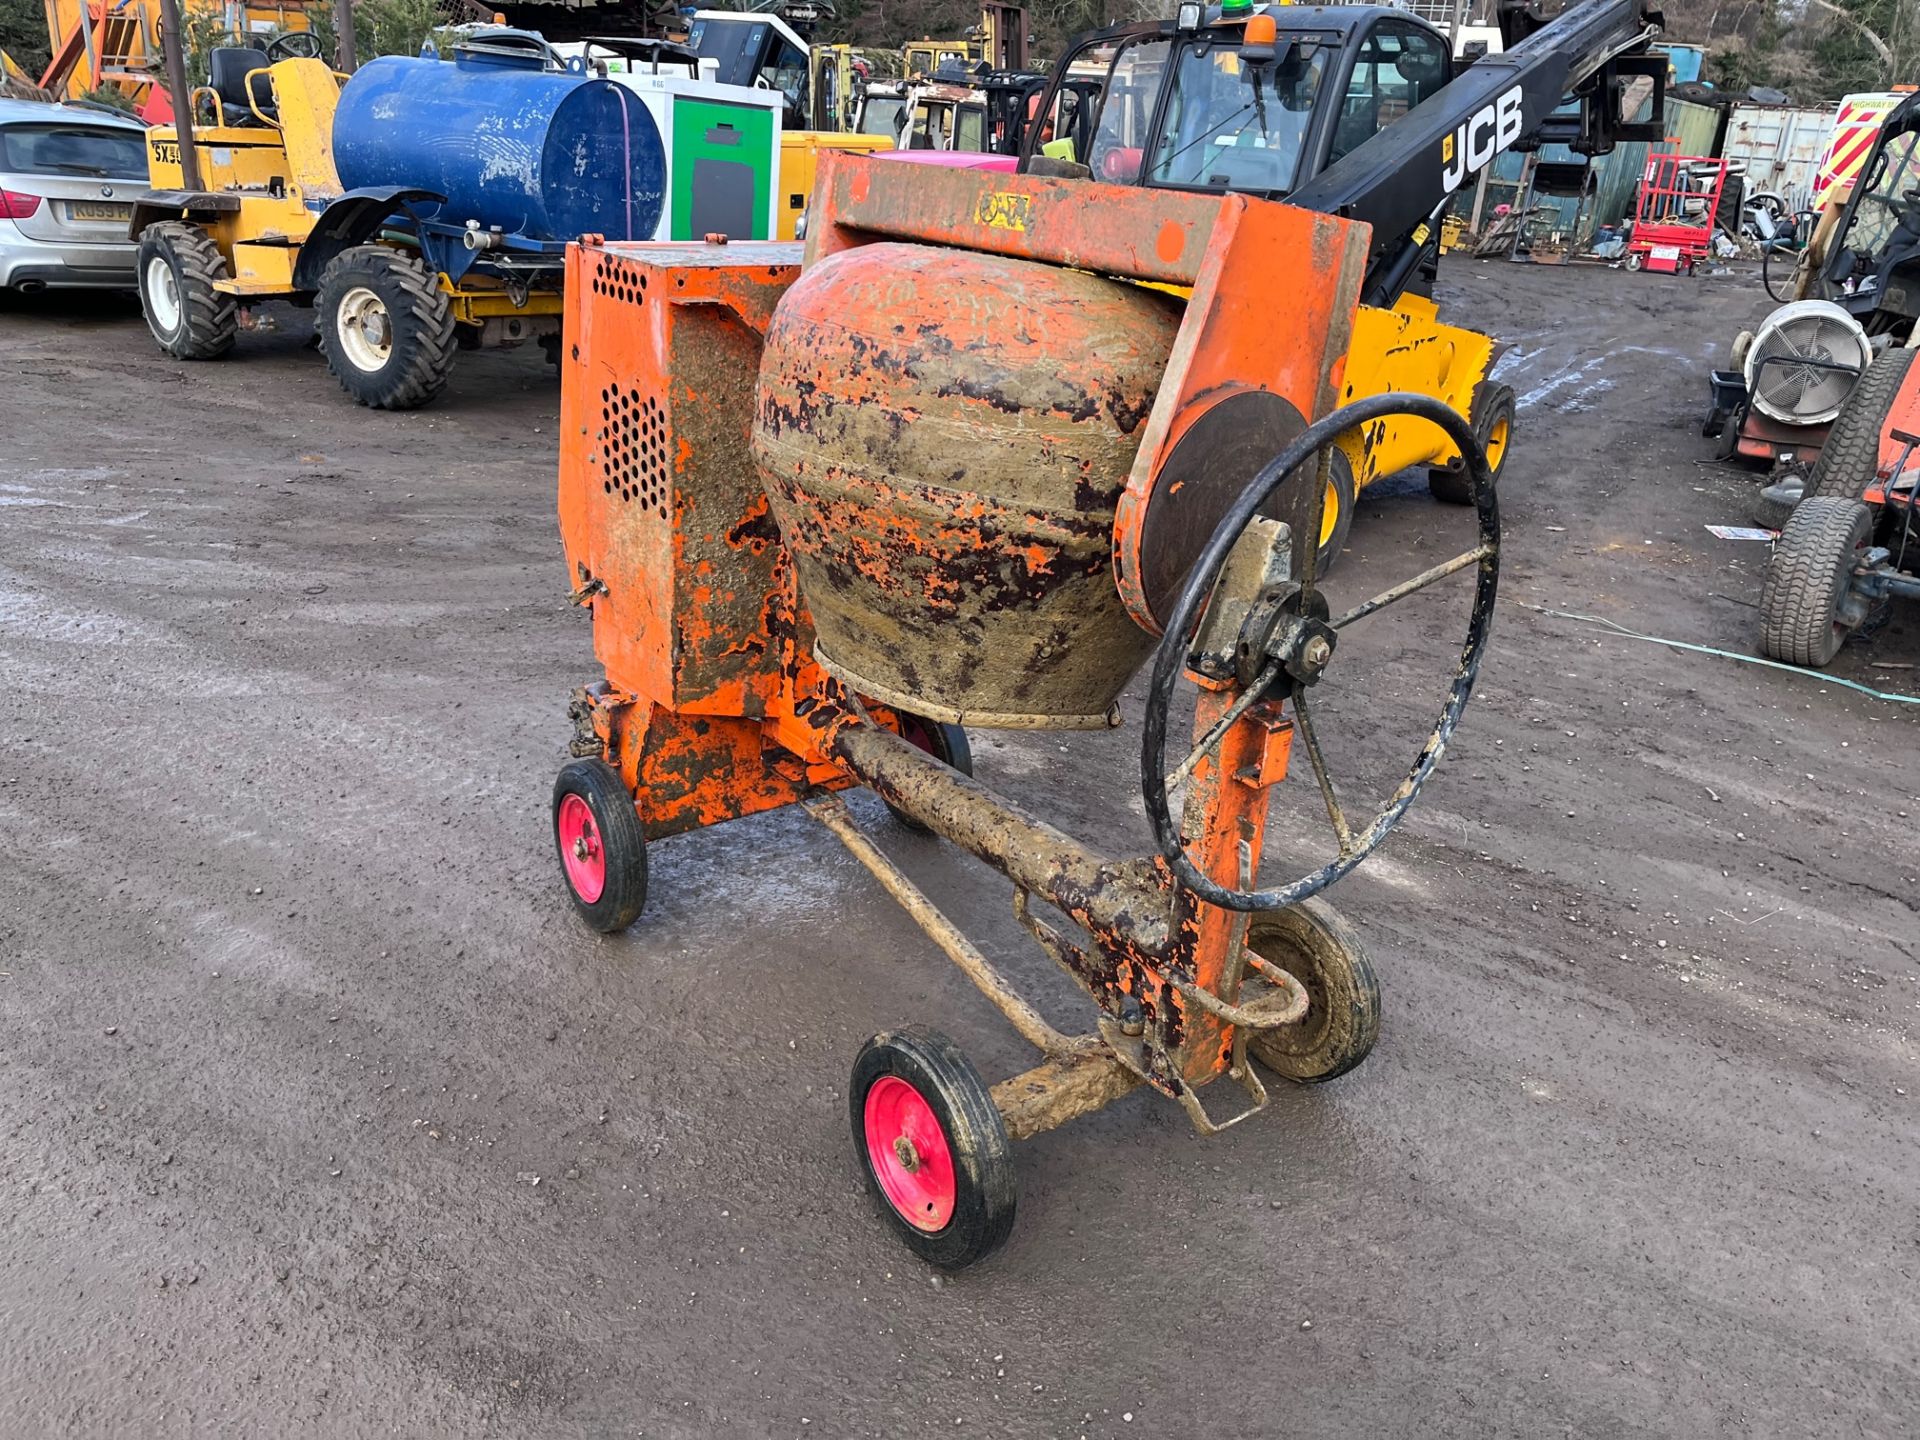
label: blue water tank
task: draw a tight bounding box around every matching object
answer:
[333,51,667,242]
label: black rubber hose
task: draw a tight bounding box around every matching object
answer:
[1139,390,1500,913]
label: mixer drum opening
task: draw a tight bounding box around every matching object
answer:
[752,242,1181,729]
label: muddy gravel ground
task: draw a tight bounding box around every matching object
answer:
[2,259,1916,1439]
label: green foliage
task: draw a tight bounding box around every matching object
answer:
[0,0,51,74]
[330,0,456,63]
[1683,0,1918,102]
[80,82,136,110]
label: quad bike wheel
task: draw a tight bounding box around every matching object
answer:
[850,1027,1015,1269]
[137,222,237,360]
[884,716,972,832]
[1241,898,1380,1083]
[1430,383,1515,506]
[1759,496,1872,668]
[316,246,458,410]
[1806,347,1915,502]
[552,758,649,933]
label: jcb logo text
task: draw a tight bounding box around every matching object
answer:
[1442,88,1524,190]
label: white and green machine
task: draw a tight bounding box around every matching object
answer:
[558,37,784,241]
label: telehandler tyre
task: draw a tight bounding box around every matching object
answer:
[137,222,237,360]
[1429,382,1515,506]
[316,246,457,410]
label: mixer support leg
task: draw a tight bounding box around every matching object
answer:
[806,792,1071,1057]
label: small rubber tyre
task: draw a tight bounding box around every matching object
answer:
[884,715,972,832]
[850,1027,1016,1269]
[1759,496,1872,668]
[1312,447,1357,577]
[1730,328,1756,372]
[1751,475,1805,531]
[1806,347,1914,501]
[1624,252,1644,272]
[1242,897,1381,1084]
[315,245,458,410]
[1429,382,1516,506]
[137,222,237,360]
[551,758,648,933]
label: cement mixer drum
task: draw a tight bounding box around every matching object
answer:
[752,241,1181,729]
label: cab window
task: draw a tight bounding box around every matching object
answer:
[1146,40,1332,195]
[1327,22,1450,165]
[955,103,987,153]
[1086,39,1170,183]
[1032,44,1113,163]
[765,38,810,127]
[1845,128,1920,261]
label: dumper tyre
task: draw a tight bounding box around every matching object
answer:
[316,246,457,410]
[1243,898,1381,1084]
[1759,496,1872,668]
[851,1027,1015,1269]
[884,716,972,833]
[137,222,237,360]
[1429,383,1514,506]
[1806,347,1914,501]
[552,758,648,933]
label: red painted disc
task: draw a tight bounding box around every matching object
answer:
[556,792,606,904]
[863,1075,957,1233]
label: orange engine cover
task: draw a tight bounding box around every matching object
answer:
[752,241,1180,729]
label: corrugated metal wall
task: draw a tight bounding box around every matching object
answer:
[1720,105,1838,212]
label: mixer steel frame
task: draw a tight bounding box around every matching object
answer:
[556,156,1497,1264]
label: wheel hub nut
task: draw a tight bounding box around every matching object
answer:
[893,1135,920,1172]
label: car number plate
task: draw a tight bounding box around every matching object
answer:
[68,201,133,222]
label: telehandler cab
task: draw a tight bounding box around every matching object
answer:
[1014,0,1666,567]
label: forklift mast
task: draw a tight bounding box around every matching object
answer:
[1024,0,1664,303]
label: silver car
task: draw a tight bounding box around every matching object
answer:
[0,98,150,293]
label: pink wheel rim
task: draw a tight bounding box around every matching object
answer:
[863,1075,957,1232]
[557,792,606,904]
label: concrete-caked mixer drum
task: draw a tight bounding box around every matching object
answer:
[752,242,1181,729]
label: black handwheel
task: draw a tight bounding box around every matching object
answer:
[137,222,237,360]
[552,758,649,932]
[265,31,323,60]
[1141,391,1501,912]
[851,1027,1016,1269]
[1758,496,1872,668]
[884,714,972,832]
[316,246,458,410]
[1241,898,1380,1083]
[1430,382,1514,505]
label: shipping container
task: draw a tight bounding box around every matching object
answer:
[1720,104,1837,213]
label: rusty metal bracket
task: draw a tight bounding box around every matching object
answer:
[1172,950,1308,1031]
[1096,1015,1270,1137]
